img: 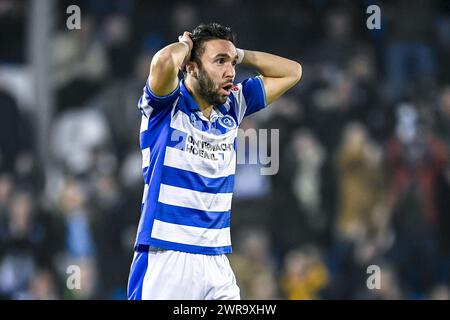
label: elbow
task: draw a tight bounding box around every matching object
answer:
[293,62,302,84]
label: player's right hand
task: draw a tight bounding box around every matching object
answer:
[178,31,193,71]
[178,31,193,51]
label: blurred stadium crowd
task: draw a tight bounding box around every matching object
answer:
[0,0,449,300]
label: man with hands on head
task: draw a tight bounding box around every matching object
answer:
[128,22,302,300]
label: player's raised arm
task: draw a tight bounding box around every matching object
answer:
[148,32,193,96]
[240,50,302,105]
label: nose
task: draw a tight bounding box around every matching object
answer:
[224,62,235,79]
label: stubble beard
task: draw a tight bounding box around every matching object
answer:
[197,67,227,106]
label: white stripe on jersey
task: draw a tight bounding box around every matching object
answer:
[151,219,231,247]
[140,115,149,133]
[158,184,232,212]
[230,83,248,123]
[171,109,237,140]
[140,94,154,118]
[142,147,150,169]
[163,147,236,178]
[142,184,149,204]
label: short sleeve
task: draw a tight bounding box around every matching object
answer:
[138,80,180,118]
[231,76,267,123]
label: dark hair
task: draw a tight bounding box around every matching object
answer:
[189,22,236,65]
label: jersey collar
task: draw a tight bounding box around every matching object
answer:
[180,80,229,116]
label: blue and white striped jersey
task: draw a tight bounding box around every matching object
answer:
[134,76,267,255]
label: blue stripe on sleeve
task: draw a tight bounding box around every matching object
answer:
[143,80,180,110]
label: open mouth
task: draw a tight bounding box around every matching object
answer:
[221,84,234,95]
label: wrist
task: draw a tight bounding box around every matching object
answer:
[179,40,191,53]
[236,48,245,64]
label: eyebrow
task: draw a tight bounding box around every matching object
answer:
[213,53,238,60]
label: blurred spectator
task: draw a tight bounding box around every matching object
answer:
[384,0,438,103]
[435,85,450,145]
[50,107,112,177]
[279,245,329,300]
[387,104,448,229]
[335,122,385,240]
[92,49,149,160]
[229,228,279,299]
[386,103,448,296]
[20,268,58,300]
[291,129,326,232]
[246,272,280,300]
[102,14,137,80]
[51,14,108,111]
[56,178,99,299]
[312,8,357,69]
[0,190,59,299]
[89,173,138,299]
[325,122,394,299]
[311,74,360,153]
[58,179,95,260]
[346,49,390,142]
[0,173,14,242]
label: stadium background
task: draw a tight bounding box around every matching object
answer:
[0,0,449,300]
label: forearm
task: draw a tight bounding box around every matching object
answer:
[153,42,190,72]
[241,50,301,80]
[148,42,190,96]
[240,49,302,104]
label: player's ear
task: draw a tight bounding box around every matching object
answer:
[186,62,199,78]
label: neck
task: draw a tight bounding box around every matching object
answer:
[185,77,214,119]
